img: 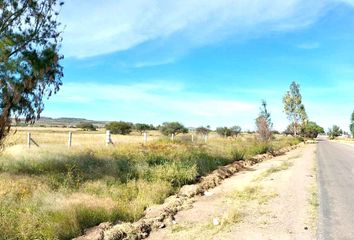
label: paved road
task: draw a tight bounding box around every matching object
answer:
[317,139,354,240]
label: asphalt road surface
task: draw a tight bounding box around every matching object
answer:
[317,139,354,240]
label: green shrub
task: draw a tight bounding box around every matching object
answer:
[231,148,245,161]
[247,142,270,156]
[105,121,133,135]
[159,122,188,136]
[76,123,97,131]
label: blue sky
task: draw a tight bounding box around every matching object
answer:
[43,0,354,131]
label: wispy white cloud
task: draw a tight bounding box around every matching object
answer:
[327,64,354,75]
[297,42,320,49]
[304,82,354,95]
[47,81,258,129]
[305,102,353,132]
[50,81,185,103]
[338,0,354,6]
[60,0,341,59]
[129,58,176,68]
[44,80,354,131]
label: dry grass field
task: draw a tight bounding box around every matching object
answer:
[0,127,300,240]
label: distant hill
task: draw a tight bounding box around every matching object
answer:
[13,117,108,128]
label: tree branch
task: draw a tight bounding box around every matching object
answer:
[0,0,30,36]
[7,2,49,58]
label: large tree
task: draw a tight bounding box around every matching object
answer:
[216,127,231,138]
[283,81,307,136]
[301,121,324,138]
[328,125,342,140]
[159,122,188,136]
[106,121,133,135]
[0,0,64,144]
[230,125,242,137]
[134,123,152,134]
[195,126,210,136]
[216,126,241,138]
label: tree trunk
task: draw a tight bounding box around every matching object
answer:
[0,104,12,143]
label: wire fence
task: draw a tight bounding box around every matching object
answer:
[14,130,211,149]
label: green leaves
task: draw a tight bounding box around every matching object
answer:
[105,121,133,135]
[195,126,210,135]
[0,0,64,142]
[282,81,307,136]
[302,121,324,138]
[328,125,342,139]
[159,122,188,136]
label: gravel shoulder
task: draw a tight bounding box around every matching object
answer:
[147,144,317,240]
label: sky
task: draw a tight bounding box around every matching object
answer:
[43,0,354,131]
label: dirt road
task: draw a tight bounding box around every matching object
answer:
[317,140,354,240]
[147,144,317,240]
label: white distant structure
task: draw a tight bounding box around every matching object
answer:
[339,133,351,139]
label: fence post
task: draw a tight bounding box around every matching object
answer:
[204,134,208,143]
[68,131,72,147]
[143,132,148,144]
[171,133,175,141]
[106,130,112,145]
[27,132,31,148]
[191,133,194,142]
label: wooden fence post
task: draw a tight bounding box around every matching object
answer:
[204,134,208,143]
[143,132,148,144]
[106,130,112,145]
[191,133,194,142]
[27,132,31,148]
[68,132,72,147]
[171,133,175,141]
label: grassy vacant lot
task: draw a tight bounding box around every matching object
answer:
[0,128,299,240]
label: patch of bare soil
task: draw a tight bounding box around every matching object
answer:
[147,144,317,240]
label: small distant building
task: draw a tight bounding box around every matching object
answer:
[340,133,351,139]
